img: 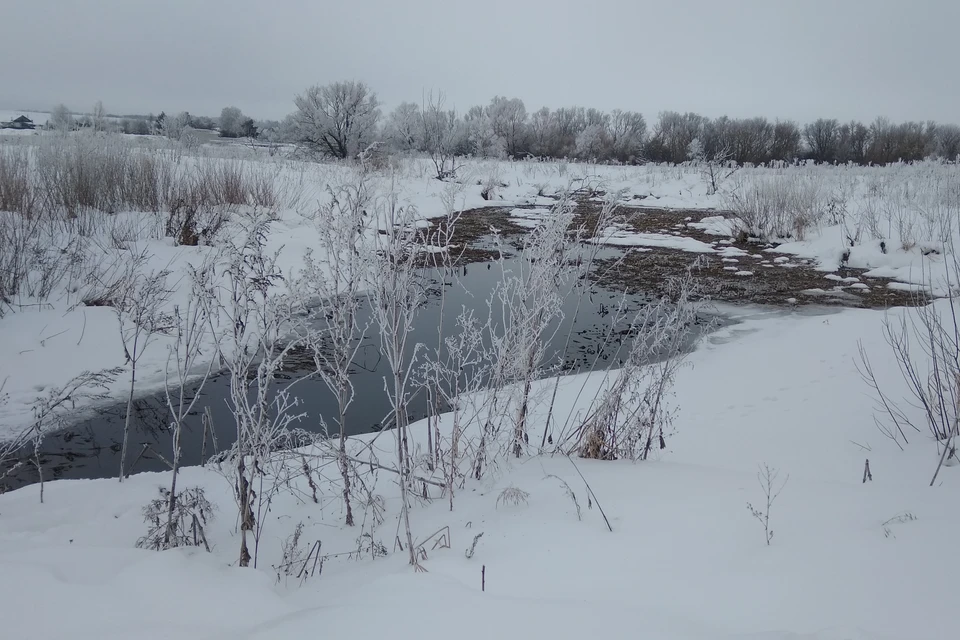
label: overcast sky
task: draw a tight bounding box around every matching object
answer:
[2,0,958,124]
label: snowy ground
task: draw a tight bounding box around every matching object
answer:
[3,134,960,638]
[0,109,50,126]
[0,301,955,640]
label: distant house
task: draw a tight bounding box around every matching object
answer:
[1,115,36,130]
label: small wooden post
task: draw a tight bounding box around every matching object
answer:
[482,565,486,592]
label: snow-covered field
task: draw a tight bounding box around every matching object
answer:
[1,301,956,640]
[2,131,959,639]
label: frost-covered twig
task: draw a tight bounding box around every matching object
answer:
[746,463,788,546]
[297,170,374,526]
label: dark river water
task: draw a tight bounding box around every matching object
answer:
[1,252,726,490]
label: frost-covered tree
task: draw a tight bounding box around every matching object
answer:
[159,261,217,548]
[575,124,609,160]
[933,123,960,160]
[647,111,705,163]
[608,110,646,162]
[91,101,107,133]
[465,107,505,158]
[293,81,381,159]
[48,104,74,133]
[420,92,465,179]
[220,106,244,138]
[383,102,422,152]
[687,137,735,195]
[487,96,528,157]
[529,107,554,157]
[161,111,191,141]
[550,107,588,157]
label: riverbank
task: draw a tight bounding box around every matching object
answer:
[0,298,954,640]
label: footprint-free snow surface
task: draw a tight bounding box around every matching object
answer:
[0,302,955,640]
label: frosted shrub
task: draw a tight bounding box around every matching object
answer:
[34,132,135,216]
[574,268,703,461]
[0,146,34,216]
[726,174,825,240]
[137,486,216,552]
[496,486,530,508]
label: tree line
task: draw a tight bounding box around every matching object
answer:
[47,84,960,166]
[262,80,960,167]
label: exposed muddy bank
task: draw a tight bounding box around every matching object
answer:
[450,197,926,308]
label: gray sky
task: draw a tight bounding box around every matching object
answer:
[2,0,958,124]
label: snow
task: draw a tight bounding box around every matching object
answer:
[1,302,957,639]
[590,224,717,252]
[3,144,960,638]
[688,214,738,236]
[0,109,50,125]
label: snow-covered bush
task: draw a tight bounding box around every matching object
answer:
[860,268,960,484]
[726,173,825,240]
[571,267,704,461]
[211,220,315,568]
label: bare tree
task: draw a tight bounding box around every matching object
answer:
[575,124,609,160]
[688,137,736,195]
[608,110,646,162]
[647,111,706,164]
[770,120,802,162]
[465,107,506,158]
[420,91,464,179]
[293,81,381,159]
[528,107,554,157]
[803,119,839,163]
